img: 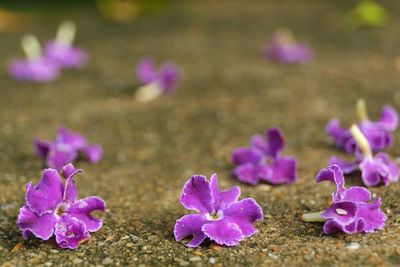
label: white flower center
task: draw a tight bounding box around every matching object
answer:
[336,208,348,215]
[206,210,223,221]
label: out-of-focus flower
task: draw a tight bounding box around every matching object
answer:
[17,164,106,249]
[302,164,386,234]
[174,174,263,247]
[8,35,60,82]
[232,128,297,185]
[263,29,312,64]
[44,21,88,69]
[342,0,388,31]
[35,126,103,171]
[327,99,398,154]
[135,58,181,102]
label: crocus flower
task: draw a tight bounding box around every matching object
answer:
[327,99,398,153]
[134,58,181,102]
[263,29,312,64]
[302,164,386,234]
[35,126,103,171]
[330,125,399,187]
[8,34,60,82]
[44,21,88,69]
[174,174,263,247]
[17,164,106,249]
[232,128,297,185]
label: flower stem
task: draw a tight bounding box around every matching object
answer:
[21,34,42,60]
[356,99,369,122]
[301,211,326,222]
[56,20,76,45]
[135,82,163,102]
[349,124,372,157]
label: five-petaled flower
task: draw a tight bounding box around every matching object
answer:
[9,35,60,82]
[263,29,313,64]
[44,21,88,69]
[232,127,297,185]
[135,58,181,102]
[327,99,398,154]
[330,124,399,187]
[35,126,103,171]
[174,174,263,247]
[302,164,386,234]
[17,164,106,249]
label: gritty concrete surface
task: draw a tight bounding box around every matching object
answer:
[1,0,400,266]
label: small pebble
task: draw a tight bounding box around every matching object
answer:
[346,242,360,250]
[102,257,113,265]
[44,262,52,267]
[130,235,139,242]
[73,258,83,264]
[126,243,134,248]
[208,257,217,264]
[179,260,189,266]
[189,256,201,262]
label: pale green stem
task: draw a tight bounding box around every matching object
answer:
[56,20,76,46]
[356,99,369,121]
[301,211,327,222]
[21,34,42,60]
[349,124,372,158]
[135,82,163,102]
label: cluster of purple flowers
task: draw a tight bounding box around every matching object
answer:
[9,21,87,82]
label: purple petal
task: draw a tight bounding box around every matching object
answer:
[251,134,268,152]
[136,58,158,84]
[232,147,262,165]
[44,41,88,69]
[67,196,106,232]
[322,220,343,234]
[25,169,64,216]
[356,198,387,233]
[360,123,393,151]
[8,58,60,82]
[360,157,388,187]
[377,106,398,131]
[57,126,87,150]
[174,214,207,247]
[263,156,297,184]
[34,138,52,158]
[46,144,78,171]
[321,202,358,224]
[326,119,356,153]
[210,174,241,211]
[233,163,264,185]
[62,163,81,179]
[202,220,244,246]
[316,165,346,202]
[265,128,285,158]
[179,175,213,213]
[81,144,103,163]
[63,167,82,203]
[223,198,263,237]
[329,156,358,174]
[159,62,181,94]
[342,186,371,202]
[16,206,57,240]
[375,152,400,184]
[54,215,90,249]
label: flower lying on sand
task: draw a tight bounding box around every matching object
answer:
[263,29,312,64]
[327,99,398,154]
[35,126,103,171]
[8,34,60,82]
[135,58,181,102]
[17,164,106,249]
[44,20,88,69]
[330,125,399,187]
[302,164,386,234]
[174,174,263,247]
[232,127,297,185]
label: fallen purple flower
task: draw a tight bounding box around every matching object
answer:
[8,35,60,82]
[44,21,88,69]
[35,126,103,171]
[263,29,312,64]
[232,127,297,185]
[330,125,399,187]
[327,99,398,153]
[135,58,181,102]
[302,164,386,234]
[17,164,106,249]
[174,174,263,247]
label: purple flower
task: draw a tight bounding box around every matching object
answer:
[330,125,399,187]
[174,174,263,247]
[135,58,181,102]
[44,21,88,69]
[302,165,386,234]
[8,35,60,82]
[232,128,297,185]
[17,164,106,249]
[35,126,103,171]
[327,100,398,153]
[263,29,312,64]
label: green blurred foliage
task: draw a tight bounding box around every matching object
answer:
[342,0,388,31]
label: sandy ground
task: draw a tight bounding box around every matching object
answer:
[1,0,400,266]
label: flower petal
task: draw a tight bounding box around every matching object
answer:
[202,220,244,246]
[316,165,346,202]
[159,62,181,94]
[360,158,388,187]
[136,58,158,84]
[322,220,343,234]
[55,215,90,249]
[34,138,51,158]
[361,123,393,151]
[174,214,207,247]
[223,198,263,237]
[321,202,358,224]
[375,152,399,183]
[62,163,81,179]
[342,186,371,202]
[265,128,285,158]
[356,198,387,233]
[67,196,106,232]
[81,144,103,163]
[57,126,87,149]
[326,119,356,153]
[378,105,398,131]
[16,206,57,240]
[179,175,213,213]
[232,147,262,165]
[329,156,358,174]
[233,163,262,185]
[251,134,268,152]
[263,156,297,184]
[210,174,241,211]
[46,144,78,171]
[62,166,82,203]
[25,169,64,216]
